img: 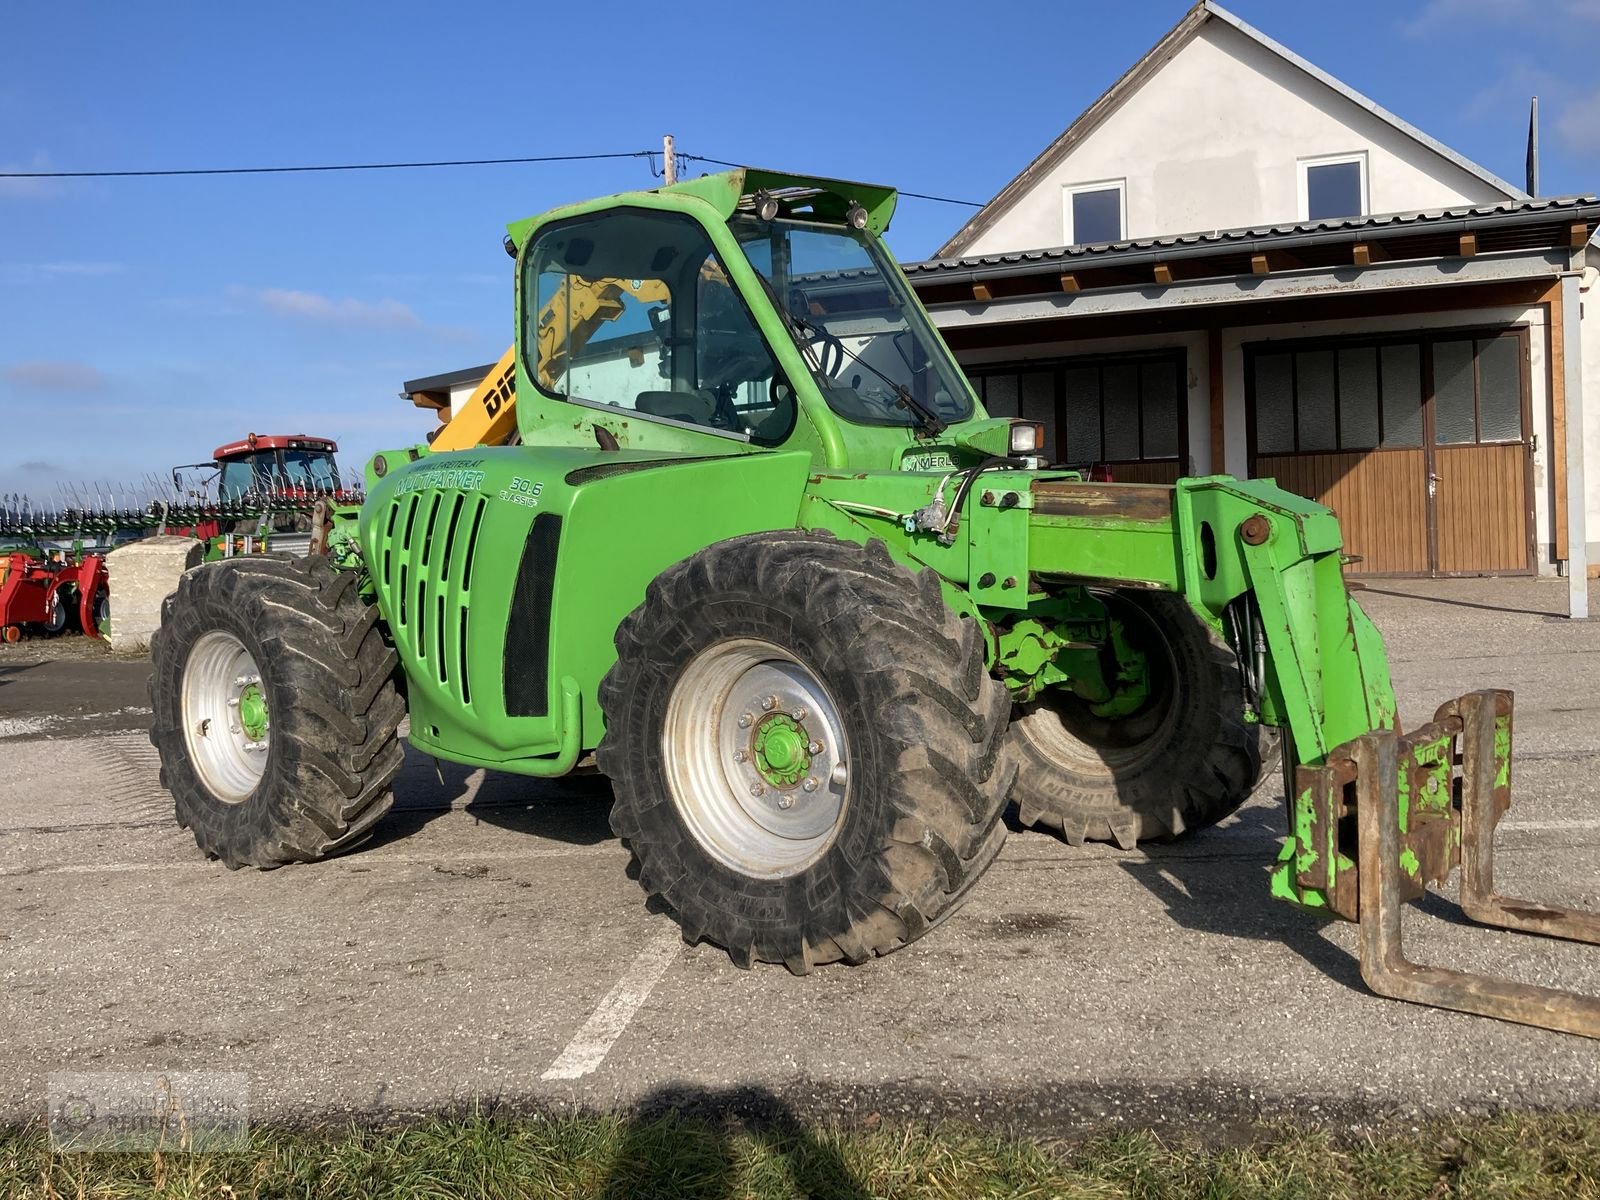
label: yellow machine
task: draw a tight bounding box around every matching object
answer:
[428,275,670,452]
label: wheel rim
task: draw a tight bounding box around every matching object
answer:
[181,631,270,802]
[662,637,849,879]
[1025,594,1180,780]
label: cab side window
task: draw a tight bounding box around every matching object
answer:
[526,209,795,443]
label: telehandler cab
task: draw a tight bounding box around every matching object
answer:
[151,169,1598,1035]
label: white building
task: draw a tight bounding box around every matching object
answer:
[907,0,1597,594]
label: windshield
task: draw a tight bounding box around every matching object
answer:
[282,450,338,490]
[219,458,263,501]
[731,216,974,429]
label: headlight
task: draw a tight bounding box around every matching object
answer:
[1008,421,1045,456]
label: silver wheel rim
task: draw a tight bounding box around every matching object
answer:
[662,637,849,879]
[181,630,270,802]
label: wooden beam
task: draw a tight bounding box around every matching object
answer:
[971,282,993,303]
[1207,326,1225,475]
[1458,232,1478,258]
[1058,272,1080,293]
[1251,249,1304,275]
[1353,241,1389,267]
[1543,279,1568,554]
[1153,262,1175,285]
[1571,221,1589,249]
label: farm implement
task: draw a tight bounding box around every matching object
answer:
[0,549,107,642]
[0,434,361,563]
[146,169,1596,1036]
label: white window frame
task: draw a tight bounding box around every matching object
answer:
[1298,151,1369,222]
[1062,178,1127,246]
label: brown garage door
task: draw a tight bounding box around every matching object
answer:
[1247,329,1533,576]
[972,350,1187,482]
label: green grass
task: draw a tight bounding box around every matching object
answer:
[2,1109,1597,1199]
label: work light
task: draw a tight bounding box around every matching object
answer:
[1008,421,1045,456]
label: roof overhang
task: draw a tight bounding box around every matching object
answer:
[908,197,1600,326]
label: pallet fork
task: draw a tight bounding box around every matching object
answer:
[1290,690,1599,1037]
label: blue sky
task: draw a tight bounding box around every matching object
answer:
[3,0,1596,494]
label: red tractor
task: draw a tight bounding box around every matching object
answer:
[170,433,355,544]
[172,433,348,503]
[0,550,107,643]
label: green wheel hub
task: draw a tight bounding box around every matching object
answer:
[752,712,812,788]
[238,682,269,742]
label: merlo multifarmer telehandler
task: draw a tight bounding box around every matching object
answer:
[150,169,1598,1035]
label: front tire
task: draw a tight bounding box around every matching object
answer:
[599,533,1014,973]
[149,556,404,868]
[1007,590,1272,848]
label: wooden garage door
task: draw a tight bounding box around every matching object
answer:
[972,350,1187,482]
[1247,330,1532,576]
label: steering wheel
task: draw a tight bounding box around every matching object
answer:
[797,322,846,378]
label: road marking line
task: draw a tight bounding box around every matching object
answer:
[541,929,682,1081]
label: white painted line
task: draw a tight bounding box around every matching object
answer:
[541,929,682,1081]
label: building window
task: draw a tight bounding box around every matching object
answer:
[1063,180,1125,245]
[1300,153,1367,221]
[1247,331,1524,456]
[973,350,1184,469]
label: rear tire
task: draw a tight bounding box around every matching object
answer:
[599,533,1014,973]
[149,555,404,868]
[1007,590,1273,848]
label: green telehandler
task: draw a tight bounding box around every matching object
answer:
[150,169,1597,1035]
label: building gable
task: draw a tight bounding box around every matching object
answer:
[942,2,1524,258]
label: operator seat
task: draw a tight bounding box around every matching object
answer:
[636,389,717,427]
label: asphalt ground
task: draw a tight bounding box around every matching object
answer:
[1,577,1596,1135]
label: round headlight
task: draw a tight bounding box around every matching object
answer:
[846,202,869,230]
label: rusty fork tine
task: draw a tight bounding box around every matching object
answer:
[1458,691,1600,947]
[1354,706,1600,1039]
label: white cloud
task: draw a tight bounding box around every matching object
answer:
[1,361,108,392]
[252,287,424,329]
[230,285,477,342]
[0,261,125,284]
[1403,0,1600,35]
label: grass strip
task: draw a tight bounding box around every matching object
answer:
[1,1108,1596,1199]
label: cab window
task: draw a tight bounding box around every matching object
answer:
[525,208,795,444]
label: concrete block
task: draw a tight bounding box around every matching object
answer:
[104,536,204,653]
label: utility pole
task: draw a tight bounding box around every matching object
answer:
[662,134,677,186]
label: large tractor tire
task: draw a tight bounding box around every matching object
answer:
[598,532,1015,974]
[149,555,404,868]
[1007,590,1273,849]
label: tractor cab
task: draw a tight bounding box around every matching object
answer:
[213,434,342,500]
[172,434,343,501]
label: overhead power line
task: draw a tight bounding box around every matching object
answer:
[0,150,658,179]
[0,146,985,207]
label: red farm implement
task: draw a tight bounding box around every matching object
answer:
[0,550,108,643]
